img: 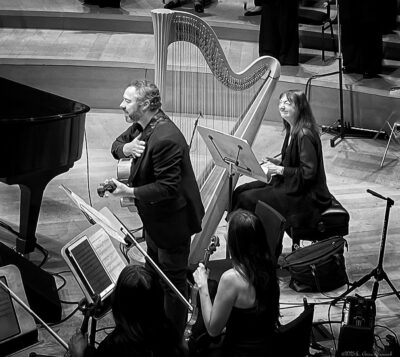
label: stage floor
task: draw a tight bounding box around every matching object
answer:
[1,111,400,357]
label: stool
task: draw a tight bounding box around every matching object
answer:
[289,196,350,247]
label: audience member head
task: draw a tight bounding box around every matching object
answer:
[279,89,318,136]
[112,265,164,331]
[111,265,183,355]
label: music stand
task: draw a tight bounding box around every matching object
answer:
[197,125,271,213]
[60,185,192,312]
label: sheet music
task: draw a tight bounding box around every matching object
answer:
[89,229,126,284]
[59,184,126,244]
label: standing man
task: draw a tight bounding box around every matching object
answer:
[108,80,204,337]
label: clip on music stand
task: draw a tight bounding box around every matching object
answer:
[197,125,271,213]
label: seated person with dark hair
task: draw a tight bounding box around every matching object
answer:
[193,209,280,357]
[231,90,332,248]
[68,265,186,357]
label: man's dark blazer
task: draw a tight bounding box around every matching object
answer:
[111,111,204,249]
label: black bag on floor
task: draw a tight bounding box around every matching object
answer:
[281,236,349,292]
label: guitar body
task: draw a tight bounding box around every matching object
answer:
[117,158,131,183]
[117,158,136,211]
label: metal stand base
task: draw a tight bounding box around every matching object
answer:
[331,190,400,306]
[323,124,388,147]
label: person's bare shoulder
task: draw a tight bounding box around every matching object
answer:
[220,268,246,288]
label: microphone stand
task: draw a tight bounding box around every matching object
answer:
[331,189,400,305]
[308,0,386,147]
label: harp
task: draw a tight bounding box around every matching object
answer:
[151,9,280,264]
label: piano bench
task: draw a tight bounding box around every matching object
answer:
[289,196,350,246]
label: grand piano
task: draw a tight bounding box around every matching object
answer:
[0,77,90,254]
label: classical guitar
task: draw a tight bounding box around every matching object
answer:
[116,158,136,210]
[184,236,220,344]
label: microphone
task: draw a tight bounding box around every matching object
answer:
[366,189,386,200]
[367,189,394,205]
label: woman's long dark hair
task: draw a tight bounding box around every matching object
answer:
[111,265,183,356]
[280,89,319,137]
[227,210,280,323]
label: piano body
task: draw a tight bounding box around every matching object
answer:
[0,77,90,254]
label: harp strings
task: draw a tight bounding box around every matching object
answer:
[167,27,259,189]
[150,9,280,265]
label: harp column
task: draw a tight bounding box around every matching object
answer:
[151,9,175,98]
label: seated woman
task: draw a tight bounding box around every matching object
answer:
[231,89,332,246]
[68,265,185,357]
[193,209,280,357]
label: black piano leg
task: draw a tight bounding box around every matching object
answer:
[17,182,47,254]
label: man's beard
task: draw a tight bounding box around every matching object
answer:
[124,110,141,123]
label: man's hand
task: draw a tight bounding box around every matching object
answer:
[68,329,87,357]
[103,178,134,198]
[122,134,145,158]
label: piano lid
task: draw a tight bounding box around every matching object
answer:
[0,77,90,123]
[0,77,90,179]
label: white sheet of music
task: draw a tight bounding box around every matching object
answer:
[89,228,126,284]
[59,184,126,244]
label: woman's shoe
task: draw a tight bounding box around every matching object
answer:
[244,5,262,16]
[164,0,181,9]
[194,0,204,13]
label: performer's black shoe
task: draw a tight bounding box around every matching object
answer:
[99,1,120,7]
[194,0,204,13]
[342,66,357,74]
[244,6,262,16]
[363,72,379,79]
[164,0,181,9]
